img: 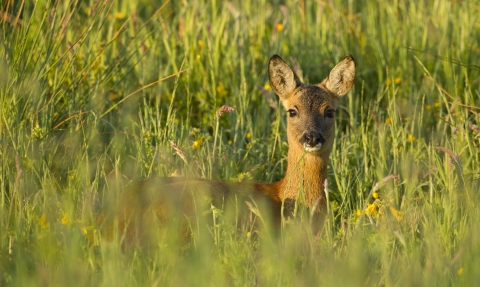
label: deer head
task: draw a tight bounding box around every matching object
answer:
[268,55,356,157]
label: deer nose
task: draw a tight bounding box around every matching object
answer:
[300,132,325,147]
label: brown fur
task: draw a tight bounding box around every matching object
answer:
[101,54,356,245]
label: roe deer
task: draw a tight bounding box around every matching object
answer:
[102,54,356,244]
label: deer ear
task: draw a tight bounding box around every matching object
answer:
[322,55,356,97]
[268,55,300,99]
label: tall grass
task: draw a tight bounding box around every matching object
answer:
[1,0,479,286]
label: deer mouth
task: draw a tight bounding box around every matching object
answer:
[303,142,322,152]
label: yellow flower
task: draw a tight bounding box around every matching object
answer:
[426,104,432,111]
[389,206,404,222]
[276,23,284,32]
[365,203,378,216]
[434,101,440,108]
[385,117,392,124]
[407,134,416,142]
[356,209,362,217]
[197,40,204,48]
[216,83,227,97]
[385,78,401,85]
[246,231,251,238]
[457,268,463,275]
[192,139,202,149]
[116,12,124,19]
[82,226,95,245]
[246,132,252,139]
[264,83,271,90]
[61,213,69,225]
[228,140,232,145]
[82,226,94,235]
[38,213,49,229]
[372,192,379,199]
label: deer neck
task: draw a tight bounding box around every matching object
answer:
[277,148,329,207]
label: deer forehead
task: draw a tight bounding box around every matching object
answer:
[282,85,337,112]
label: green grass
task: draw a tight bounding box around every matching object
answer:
[1,0,479,286]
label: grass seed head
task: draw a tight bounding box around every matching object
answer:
[217,105,235,116]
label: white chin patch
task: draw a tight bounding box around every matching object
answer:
[304,143,322,152]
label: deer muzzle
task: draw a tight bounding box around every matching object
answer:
[300,132,325,152]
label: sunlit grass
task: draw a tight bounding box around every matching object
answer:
[1,0,479,286]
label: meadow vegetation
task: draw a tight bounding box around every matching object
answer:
[1,0,479,286]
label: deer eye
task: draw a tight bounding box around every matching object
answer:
[325,109,335,118]
[287,109,297,117]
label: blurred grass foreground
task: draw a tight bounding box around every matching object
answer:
[1,0,480,286]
